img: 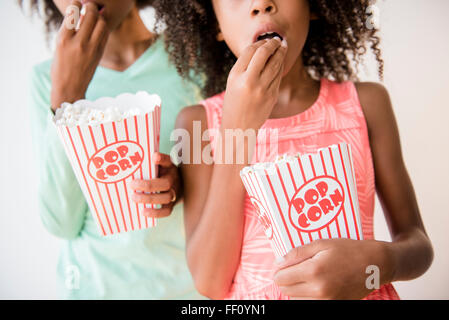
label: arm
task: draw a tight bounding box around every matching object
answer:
[273,82,433,299]
[29,65,88,239]
[356,82,433,281]
[178,38,288,299]
[28,1,109,239]
[176,105,248,299]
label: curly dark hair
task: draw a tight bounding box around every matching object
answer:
[153,0,384,98]
[18,0,155,34]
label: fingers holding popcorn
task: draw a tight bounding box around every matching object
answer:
[129,152,180,217]
[142,204,175,219]
[130,188,176,206]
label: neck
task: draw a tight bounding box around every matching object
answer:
[279,55,318,104]
[100,7,157,71]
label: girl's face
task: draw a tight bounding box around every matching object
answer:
[53,0,136,31]
[212,0,312,75]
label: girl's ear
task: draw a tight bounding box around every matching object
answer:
[310,12,319,21]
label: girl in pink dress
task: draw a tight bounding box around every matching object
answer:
[153,0,433,299]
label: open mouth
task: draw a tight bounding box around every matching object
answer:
[257,32,283,42]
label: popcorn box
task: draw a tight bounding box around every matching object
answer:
[240,143,363,258]
[53,92,161,236]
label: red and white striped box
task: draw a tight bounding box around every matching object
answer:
[240,143,363,258]
[53,92,161,236]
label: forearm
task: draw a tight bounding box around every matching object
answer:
[186,134,255,298]
[382,228,433,284]
[29,64,88,239]
[187,161,247,299]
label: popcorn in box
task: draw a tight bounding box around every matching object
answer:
[240,143,363,258]
[53,91,161,236]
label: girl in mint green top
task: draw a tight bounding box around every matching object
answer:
[25,0,203,299]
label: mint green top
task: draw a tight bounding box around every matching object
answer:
[28,36,204,299]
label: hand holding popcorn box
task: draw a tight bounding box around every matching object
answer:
[53,91,161,236]
[240,143,363,258]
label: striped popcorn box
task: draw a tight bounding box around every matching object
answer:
[240,143,363,258]
[53,92,161,236]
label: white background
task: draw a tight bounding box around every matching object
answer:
[1,0,448,299]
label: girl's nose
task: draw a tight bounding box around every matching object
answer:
[251,0,277,16]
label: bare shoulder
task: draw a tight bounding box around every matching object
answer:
[354,81,391,108]
[175,104,208,132]
[354,82,396,137]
